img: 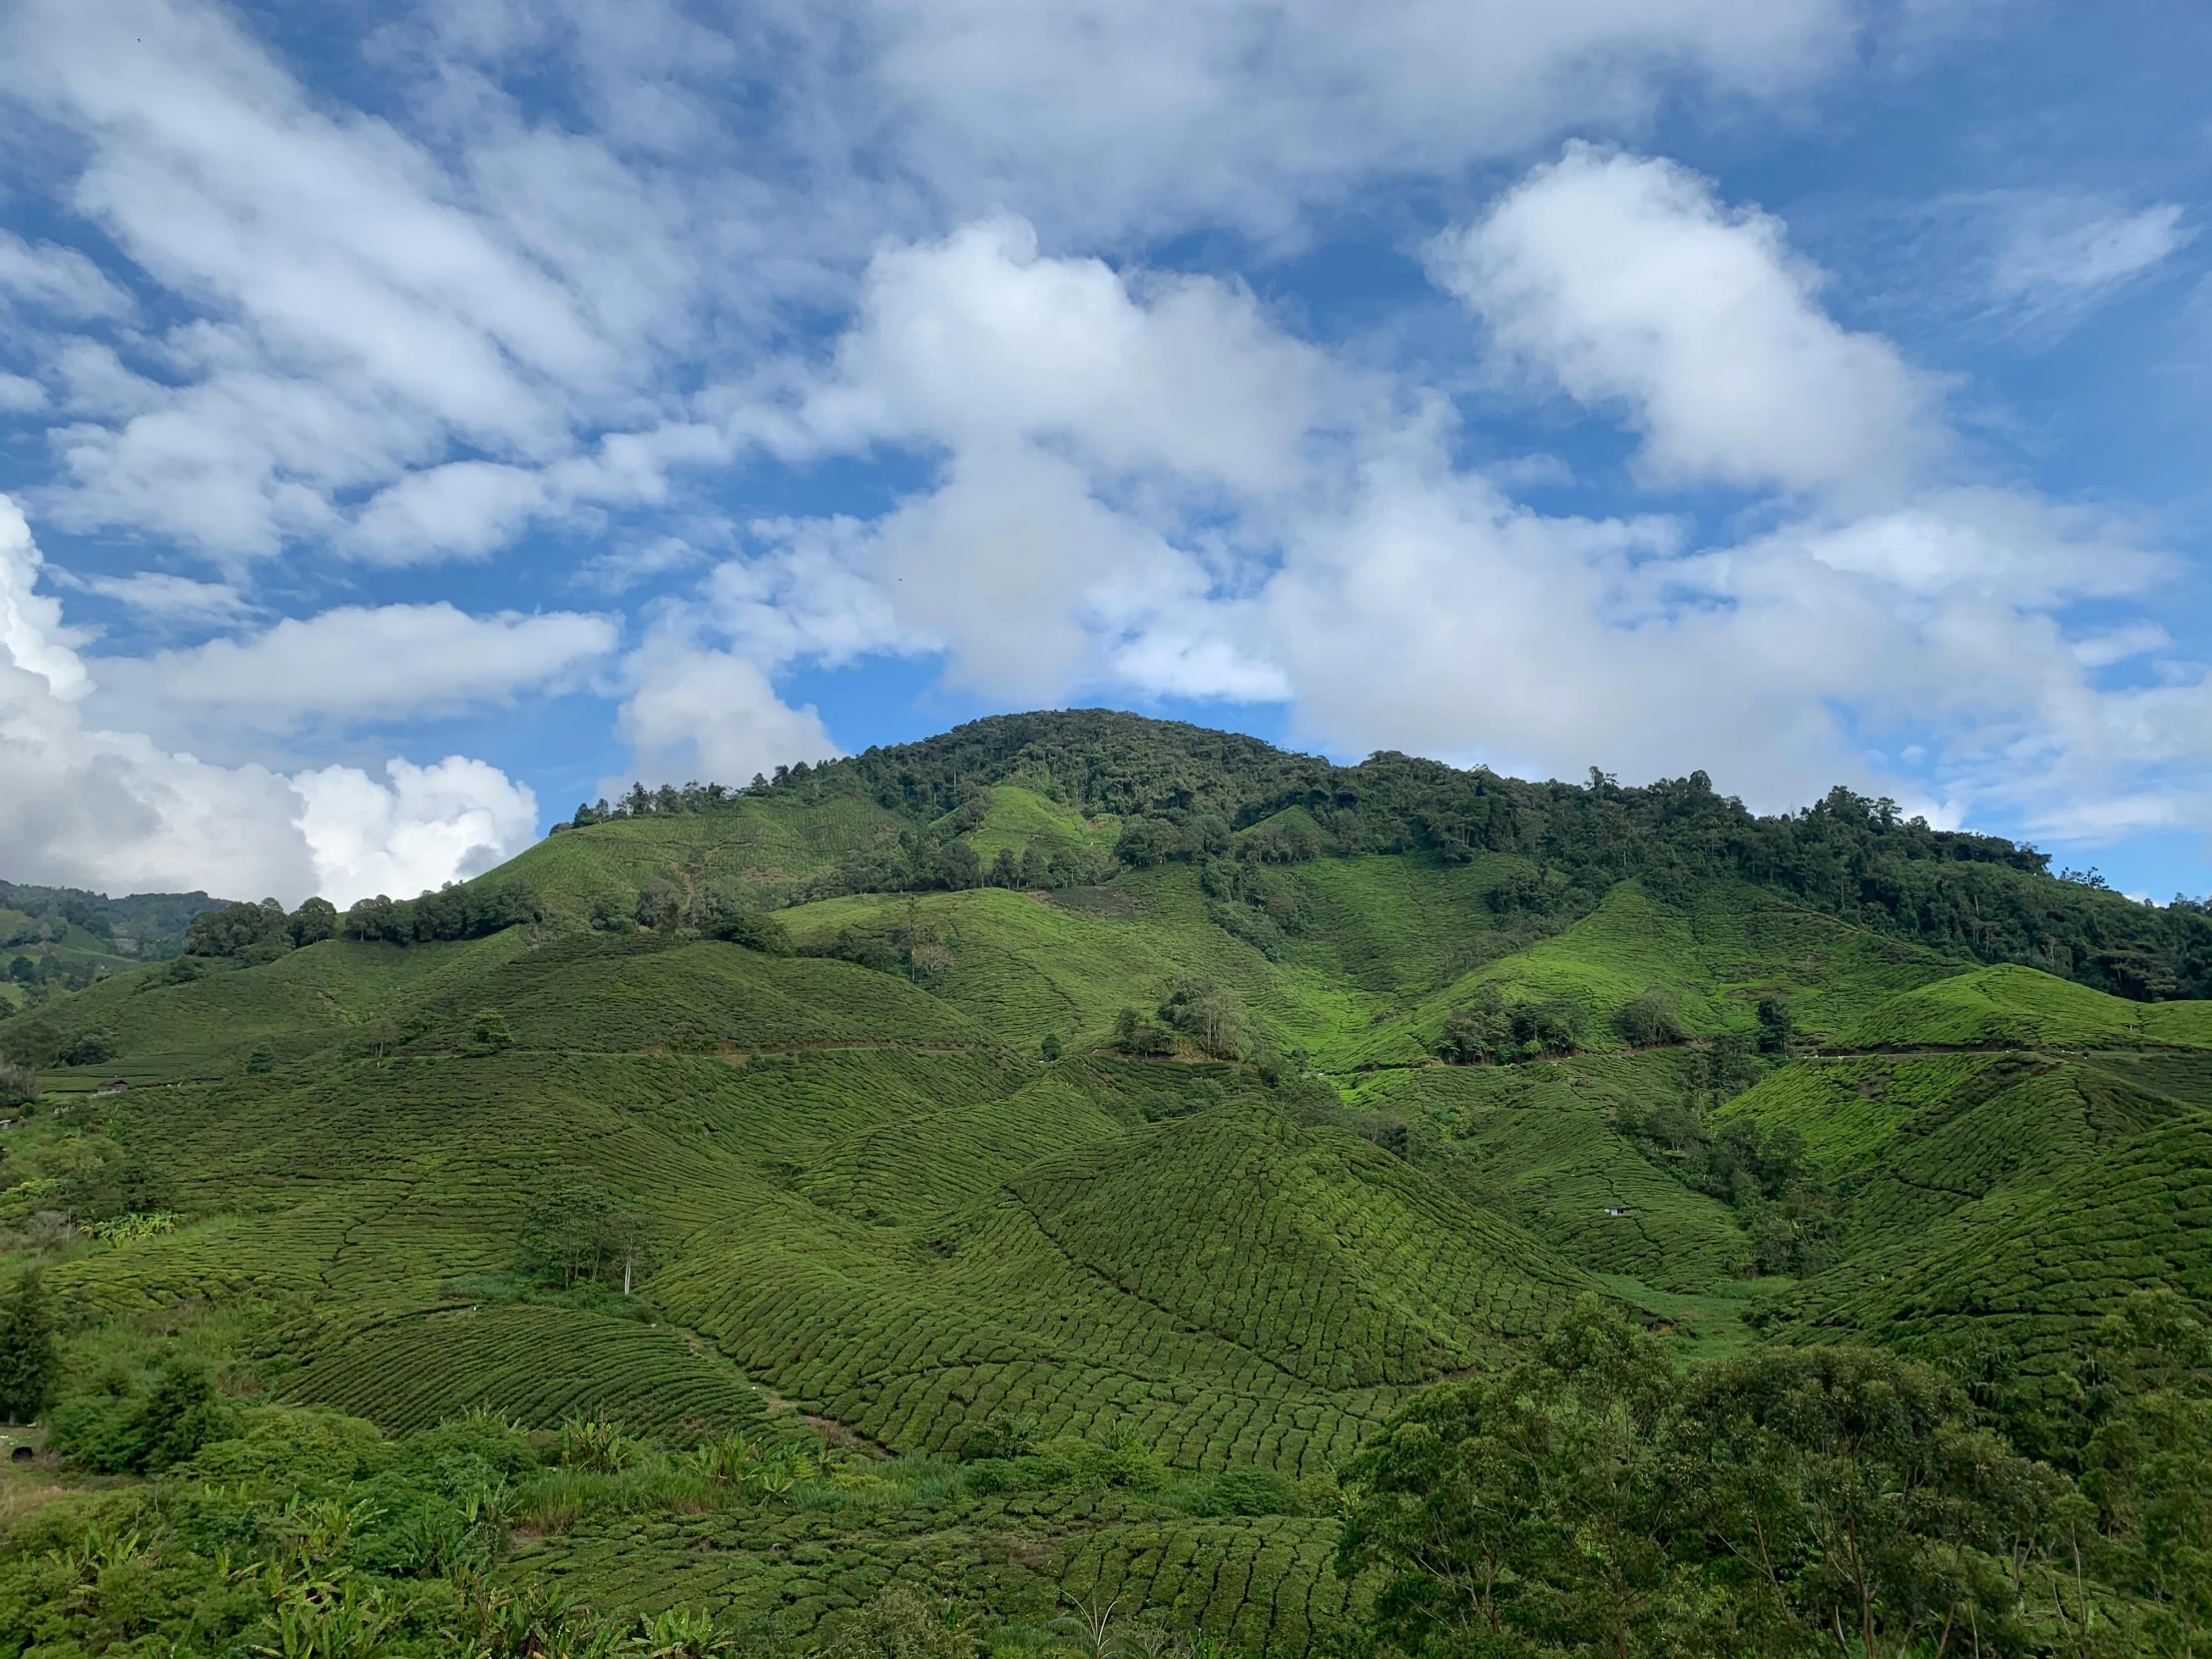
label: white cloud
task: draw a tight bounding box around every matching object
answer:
[852,0,1861,242]
[0,230,134,320]
[1433,145,1939,496]
[65,570,254,624]
[1989,198,2192,321]
[613,638,836,792]
[0,0,1906,572]
[0,0,698,562]
[0,493,543,903]
[801,217,1320,492]
[0,374,47,414]
[348,463,553,565]
[294,756,539,904]
[689,188,2210,844]
[87,602,618,742]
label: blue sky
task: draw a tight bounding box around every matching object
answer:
[0,0,2207,906]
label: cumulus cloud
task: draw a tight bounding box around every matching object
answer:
[613,637,836,793]
[1433,145,1939,496]
[0,230,134,320]
[293,757,539,906]
[0,0,1905,574]
[88,602,617,745]
[0,0,710,563]
[0,494,543,904]
[684,180,2208,843]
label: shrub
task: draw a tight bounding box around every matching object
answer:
[471,1008,516,1051]
[1189,1464,1304,1516]
[54,1364,240,1473]
[706,910,792,954]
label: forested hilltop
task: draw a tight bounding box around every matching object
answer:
[543,710,2209,1000]
[0,709,2206,1659]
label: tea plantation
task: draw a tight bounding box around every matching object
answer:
[0,712,2207,1657]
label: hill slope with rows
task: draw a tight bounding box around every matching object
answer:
[0,710,2207,1655]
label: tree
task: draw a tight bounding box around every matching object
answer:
[287,896,337,946]
[1616,988,1685,1047]
[0,1060,38,1109]
[1111,1007,1173,1056]
[519,1185,616,1288]
[184,898,289,958]
[707,911,792,954]
[56,1027,118,1067]
[1156,975,1246,1058]
[1676,1347,2059,1659]
[0,1270,59,1423]
[1756,994,1795,1058]
[471,1009,516,1052]
[1337,1297,1682,1659]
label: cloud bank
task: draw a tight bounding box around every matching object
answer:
[0,496,542,905]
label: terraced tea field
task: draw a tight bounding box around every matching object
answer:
[3,712,2208,1656]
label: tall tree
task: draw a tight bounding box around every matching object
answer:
[0,1270,59,1424]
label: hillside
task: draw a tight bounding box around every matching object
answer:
[0,710,2206,1656]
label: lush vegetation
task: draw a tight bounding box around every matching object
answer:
[0,711,2204,1657]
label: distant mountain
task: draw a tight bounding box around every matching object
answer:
[0,878,231,960]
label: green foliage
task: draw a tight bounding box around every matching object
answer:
[518,1184,650,1291]
[0,1059,37,1107]
[341,878,543,944]
[473,1006,518,1051]
[1339,1297,2104,1659]
[56,1024,119,1066]
[52,1361,240,1473]
[185,896,290,958]
[0,712,2206,1659]
[1614,987,1684,1047]
[0,1268,57,1421]
[1435,984,1584,1064]
[1155,974,1246,1058]
[706,909,793,953]
[818,1583,976,1659]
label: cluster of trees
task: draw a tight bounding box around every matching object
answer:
[1622,1103,1836,1275]
[5,953,102,994]
[1437,986,1589,1065]
[1340,1293,2212,1659]
[575,711,2209,1001]
[807,907,956,983]
[1112,975,1250,1060]
[339,881,541,945]
[183,895,334,958]
[517,1183,653,1295]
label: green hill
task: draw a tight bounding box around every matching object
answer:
[0,709,2206,1657]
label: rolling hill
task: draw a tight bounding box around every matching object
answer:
[0,709,2205,1656]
